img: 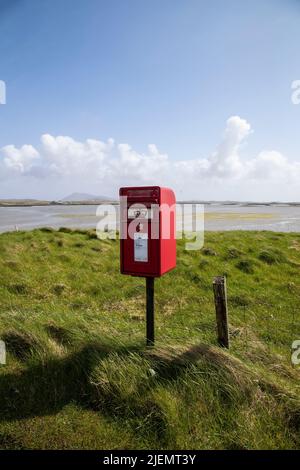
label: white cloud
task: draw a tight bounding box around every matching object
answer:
[174,116,252,179]
[117,143,169,180]
[175,116,300,189]
[1,144,39,173]
[40,134,114,177]
[1,115,299,200]
[246,151,300,182]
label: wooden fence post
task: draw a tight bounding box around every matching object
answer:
[213,276,229,348]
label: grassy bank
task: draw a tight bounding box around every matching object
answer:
[0,228,300,449]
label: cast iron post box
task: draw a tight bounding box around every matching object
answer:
[119,186,176,277]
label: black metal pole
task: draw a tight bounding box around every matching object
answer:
[146,277,155,346]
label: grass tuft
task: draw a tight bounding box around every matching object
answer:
[39,227,55,233]
[51,283,67,296]
[2,330,39,360]
[7,283,30,295]
[225,247,244,259]
[45,323,73,346]
[258,248,287,265]
[58,227,73,234]
[236,259,255,274]
[202,247,217,256]
[86,230,98,240]
[3,260,19,270]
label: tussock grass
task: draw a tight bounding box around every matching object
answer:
[236,259,255,274]
[202,247,217,256]
[3,260,19,270]
[0,229,299,449]
[45,323,73,346]
[7,283,30,295]
[39,227,55,233]
[51,283,67,296]
[2,330,39,360]
[225,246,244,259]
[258,248,288,265]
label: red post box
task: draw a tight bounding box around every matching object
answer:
[119,186,176,277]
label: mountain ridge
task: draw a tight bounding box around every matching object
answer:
[60,192,111,202]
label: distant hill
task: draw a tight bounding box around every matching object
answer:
[0,199,50,207]
[61,193,111,202]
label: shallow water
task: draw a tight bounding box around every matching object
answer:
[0,204,300,233]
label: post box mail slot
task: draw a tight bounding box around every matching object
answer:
[119,186,176,277]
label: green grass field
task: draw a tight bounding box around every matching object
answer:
[0,228,300,449]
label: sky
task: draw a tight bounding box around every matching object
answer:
[0,0,300,201]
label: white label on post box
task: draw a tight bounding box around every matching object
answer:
[134,233,148,262]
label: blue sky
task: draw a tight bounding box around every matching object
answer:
[0,0,300,200]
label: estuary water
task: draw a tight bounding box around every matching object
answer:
[0,203,300,233]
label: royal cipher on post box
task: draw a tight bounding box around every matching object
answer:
[120,186,176,277]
